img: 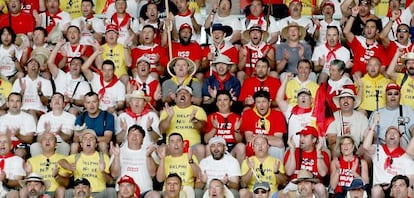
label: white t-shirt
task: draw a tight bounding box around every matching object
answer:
[71,16,105,45]
[116,111,160,148]
[105,15,140,45]
[174,13,204,42]
[89,73,125,111]
[283,105,312,147]
[199,154,241,185]
[12,76,53,112]
[2,156,26,179]
[54,70,91,100]
[0,112,36,142]
[212,14,242,42]
[315,20,342,46]
[326,111,368,147]
[117,145,153,192]
[39,10,72,32]
[311,44,350,74]
[103,0,139,19]
[372,146,414,185]
[0,44,18,77]
[36,111,76,143]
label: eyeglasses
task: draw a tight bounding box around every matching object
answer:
[46,158,50,170]
[254,189,268,194]
[387,92,399,96]
[397,29,409,33]
[260,118,265,129]
[259,163,265,176]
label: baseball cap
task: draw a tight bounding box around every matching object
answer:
[296,126,318,137]
[386,82,400,92]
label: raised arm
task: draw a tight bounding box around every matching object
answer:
[379,11,400,48]
[343,6,359,43]
[386,48,402,81]
[81,46,102,81]
[276,72,293,112]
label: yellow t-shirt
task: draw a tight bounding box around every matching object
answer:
[64,152,110,193]
[357,74,391,111]
[286,79,319,105]
[27,154,66,192]
[59,0,82,18]
[285,0,320,16]
[160,105,207,146]
[396,73,414,109]
[241,156,285,193]
[164,154,198,187]
[101,43,128,77]
[0,78,12,99]
[374,1,389,17]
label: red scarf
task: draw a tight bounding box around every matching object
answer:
[0,152,14,170]
[102,0,115,13]
[98,73,119,99]
[382,145,405,169]
[325,42,342,63]
[213,72,231,90]
[85,14,94,20]
[111,13,131,28]
[125,107,151,121]
[246,13,265,26]
[45,9,63,33]
[291,105,312,115]
[177,9,192,17]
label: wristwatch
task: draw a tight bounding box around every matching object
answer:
[188,159,194,164]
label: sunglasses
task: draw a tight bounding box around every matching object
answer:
[254,189,268,194]
[397,29,409,33]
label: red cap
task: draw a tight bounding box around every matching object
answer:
[106,24,119,34]
[290,0,302,5]
[118,175,140,197]
[179,23,192,31]
[322,1,335,11]
[386,82,400,92]
[296,126,319,137]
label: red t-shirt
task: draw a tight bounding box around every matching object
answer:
[172,41,203,62]
[238,76,281,102]
[205,112,241,143]
[131,44,168,74]
[21,0,40,14]
[284,149,330,180]
[201,42,239,65]
[240,108,286,135]
[347,36,389,75]
[335,156,362,193]
[0,12,35,34]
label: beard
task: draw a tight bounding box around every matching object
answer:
[179,37,191,46]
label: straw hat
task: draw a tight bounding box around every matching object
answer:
[19,173,51,190]
[333,88,361,109]
[126,90,151,102]
[242,24,269,42]
[291,170,320,184]
[166,57,197,77]
[281,22,306,40]
[401,52,414,65]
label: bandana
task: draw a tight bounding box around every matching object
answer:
[45,9,63,33]
[111,12,132,28]
[325,42,342,64]
[97,72,119,99]
[177,9,192,17]
[125,107,151,121]
[382,144,405,170]
[212,72,231,90]
[291,105,312,115]
[246,13,265,26]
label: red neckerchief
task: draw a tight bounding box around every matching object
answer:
[325,42,342,63]
[382,145,405,169]
[0,152,14,170]
[102,0,115,13]
[213,72,231,90]
[85,14,94,20]
[291,105,312,115]
[177,9,192,17]
[45,9,63,33]
[246,13,265,26]
[98,72,119,99]
[111,13,131,28]
[125,107,150,121]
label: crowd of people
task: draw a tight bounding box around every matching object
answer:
[1,0,414,197]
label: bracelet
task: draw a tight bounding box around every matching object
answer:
[147,127,153,131]
[11,56,18,62]
[274,170,280,174]
[317,155,324,159]
[211,9,216,14]
[350,15,357,18]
